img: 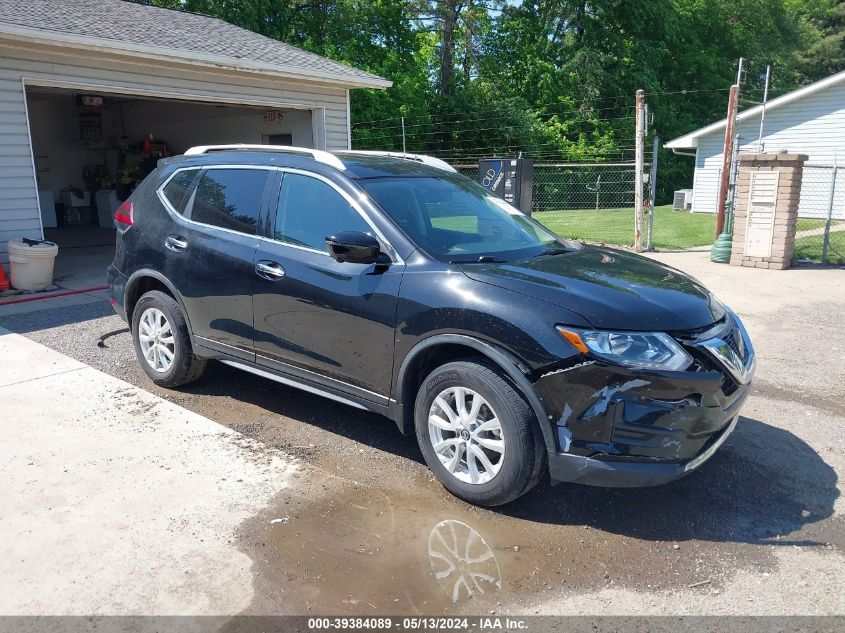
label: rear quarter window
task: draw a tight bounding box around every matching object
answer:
[161,169,199,213]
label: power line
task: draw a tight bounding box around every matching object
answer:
[358,141,647,153]
[417,150,645,161]
[352,119,636,144]
[352,105,633,129]
[424,145,642,156]
[352,108,635,132]
[352,143,643,158]
[644,87,732,97]
[351,99,637,127]
[352,86,734,128]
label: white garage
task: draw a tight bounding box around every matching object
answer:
[0,0,390,269]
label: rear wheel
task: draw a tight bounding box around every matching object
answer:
[415,359,545,506]
[131,290,206,387]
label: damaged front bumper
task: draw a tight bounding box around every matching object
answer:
[533,317,754,487]
[546,413,740,487]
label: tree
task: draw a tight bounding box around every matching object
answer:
[796,1,845,81]
[132,0,833,197]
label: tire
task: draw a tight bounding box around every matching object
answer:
[131,290,206,387]
[414,359,546,506]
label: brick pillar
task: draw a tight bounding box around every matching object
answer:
[731,151,808,270]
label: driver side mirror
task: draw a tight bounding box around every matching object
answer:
[325,231,384,264]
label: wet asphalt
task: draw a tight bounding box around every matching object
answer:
[1,287,842,616]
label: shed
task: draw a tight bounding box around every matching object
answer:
[665,70,845,218]
[0,0,389,268]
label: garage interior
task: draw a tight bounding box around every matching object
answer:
[24,86,314,291]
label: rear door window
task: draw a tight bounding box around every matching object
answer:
[161,169,199,213]
[188,168,269,235]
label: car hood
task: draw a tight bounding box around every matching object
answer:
[458,246,725,331]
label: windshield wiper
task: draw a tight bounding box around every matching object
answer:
[450,255,509,264]
[533,247,571,258]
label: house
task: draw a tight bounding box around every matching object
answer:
[665,70,845,218]
[0,0,390,268]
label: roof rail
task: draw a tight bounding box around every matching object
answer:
[339,150,457,173]
[183,144,346,171]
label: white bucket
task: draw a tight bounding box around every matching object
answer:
[8,239,59,291]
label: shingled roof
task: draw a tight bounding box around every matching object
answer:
[0,0,391,88]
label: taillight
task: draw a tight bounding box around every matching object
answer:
[115,201,134,227]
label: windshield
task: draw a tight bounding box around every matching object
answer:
[357,175,574,263]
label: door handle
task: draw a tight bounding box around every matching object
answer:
[165,235,188,251]
[255,260,286,280]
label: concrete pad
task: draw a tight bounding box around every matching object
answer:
[0,326,85,386]
[0,330,297,615]
[51,244,111,290]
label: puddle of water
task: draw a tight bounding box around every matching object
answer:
[238,480,508,614]
[235,474,760,616]
[233,416,842,615]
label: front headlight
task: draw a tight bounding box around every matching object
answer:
[557,327,693,371]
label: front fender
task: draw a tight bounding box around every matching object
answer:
[390,268,590,455]
[392,333,559,458]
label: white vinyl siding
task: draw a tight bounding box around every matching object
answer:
[0,40,354,266]
[691,134,724,214]
[690,79,845,219]
[0,67,37,264]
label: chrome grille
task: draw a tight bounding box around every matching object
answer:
[694,313,755,385]
[722,324,744,359]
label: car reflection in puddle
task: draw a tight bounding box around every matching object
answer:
[428,519,502,603]
[238,481,520,615]
[238,474,743,615]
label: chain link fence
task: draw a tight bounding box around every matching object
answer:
[351,93,722,252]
[794,162,845,265]
[454,159,718,250]
[455,162,641,247]
[456,158,843,260]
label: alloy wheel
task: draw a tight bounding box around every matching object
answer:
[138,307,175,373]
[428,387,505,485]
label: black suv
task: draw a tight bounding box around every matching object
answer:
[108,145,755,506]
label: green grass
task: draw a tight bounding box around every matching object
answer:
[533,204,716,250]
[795,218,835,232]
[430,206,845,258]
[792,219,844,263]
[794,232,845,264]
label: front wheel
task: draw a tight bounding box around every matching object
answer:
[414,359,545,506]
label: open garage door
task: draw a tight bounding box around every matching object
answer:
[23,86,315,290]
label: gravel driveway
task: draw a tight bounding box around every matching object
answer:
[1,251,843,617]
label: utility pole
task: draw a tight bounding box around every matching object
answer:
[634,89,645,251]
[715,58,744,237]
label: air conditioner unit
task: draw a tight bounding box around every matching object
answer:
[673,189,693,211]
